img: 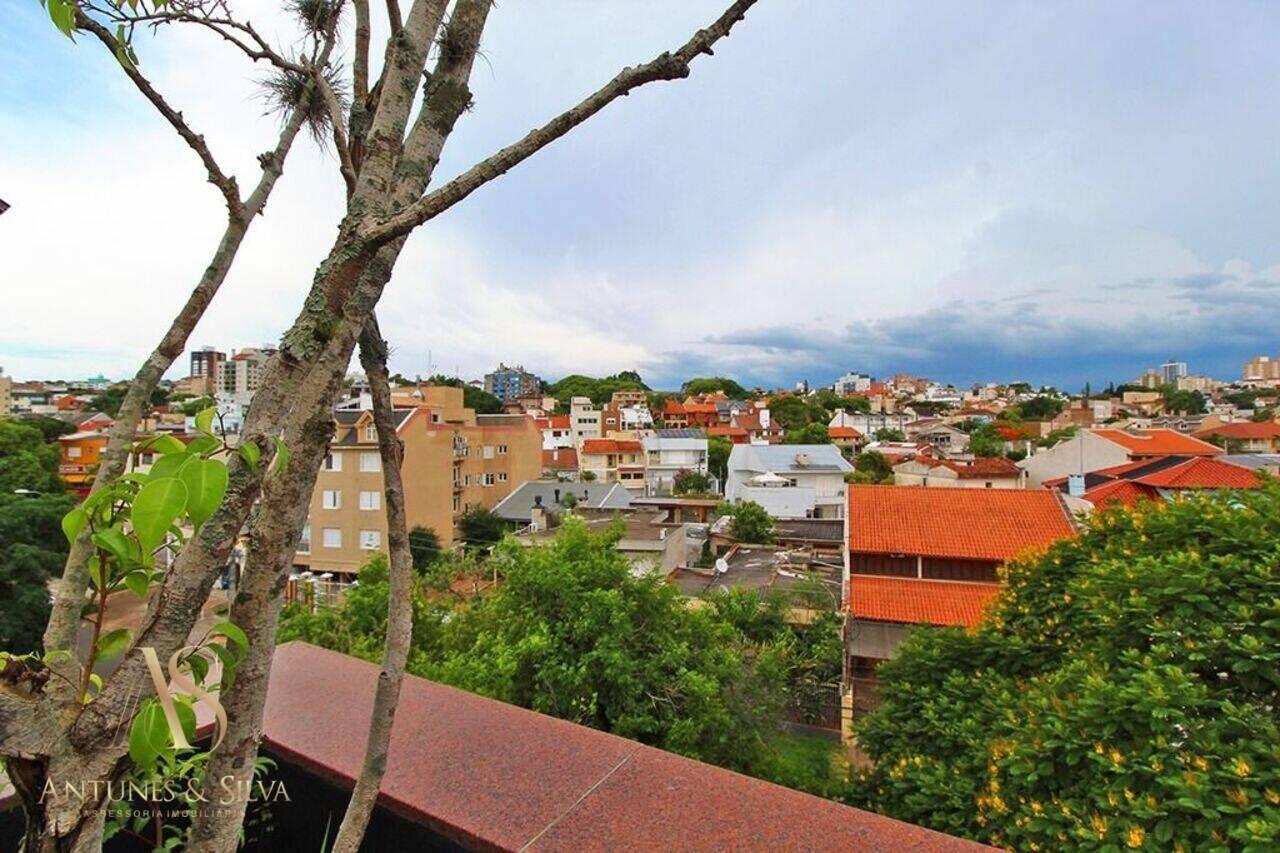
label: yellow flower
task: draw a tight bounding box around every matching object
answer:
[1108,791,1120,807]
[1095,742,1106,754]
[1110,748,1126,766]
[1265,788,1280,805]
[1126,826,1146,849]
[1030,800,1044,815]
[1090,813,1109,838]
[1233,756,1251,777]
[1124,787,1135,801]
[1192,755,1208,771]
[1227,787,1249,807]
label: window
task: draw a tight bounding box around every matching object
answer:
[359,491,381,511]
[481,473,496,487]
[322,490,342,510]
[68,446,82,458]
[452,495,461,512]
[359,530,381,550]
[323,453,342,472]
[138,452,155,465]
[363,425,378,442]
[498,444,508,455]
[483,445,495,460]
[298,524,311,553]
[360,452,381,472]
[498,472,508,483]
[432,412,442,423]
[322,528,342,548]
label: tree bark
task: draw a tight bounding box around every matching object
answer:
[330,315,415,853]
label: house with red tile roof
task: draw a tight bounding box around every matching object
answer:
[541,447,579,478]
[1194,420,1280,453]
[2,642,979,850]
[828,425,862,450]
[578,437,646,491]
[1018,427,1221,487]
[842,486,1076,728]
[892,456,1025,489]
[1045,454,1264,508]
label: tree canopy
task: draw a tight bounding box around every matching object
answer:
[0,492,75,652]
[547,372,650,404]
[457,505,506,552]
[852,484,1280,850]
[849,450,894,484]
[1012,395,1065,420]
[0,419,66,496]
[681,376,748,399]
[728,500,775,544]
[426,374,504,414]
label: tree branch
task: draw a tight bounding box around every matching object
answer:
[385,0,403,35]
[318,73,358,197]
[361,0,757,246]
[331,315,415,853]
[75,11,243,219]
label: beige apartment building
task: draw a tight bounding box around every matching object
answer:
[295,385,541,576]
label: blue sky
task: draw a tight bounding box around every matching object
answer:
[2,1,1278,392]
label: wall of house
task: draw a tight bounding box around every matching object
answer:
[1019,431,1130,487]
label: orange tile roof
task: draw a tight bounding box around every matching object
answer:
[542,449,578,469]
[848,575,1001,628]
[828,426,862,439]
[708,425,748,437]
[548,415,571,430]
[1195,421,1280,440]
[1082,479,1157,508]
[1132,457,1262,489]
[580,438,642,454]
[1092,428,1222,457]
[848,485,1075,561]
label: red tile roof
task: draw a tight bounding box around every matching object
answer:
[1092,428,1222,457]
[1082,479,1157,508]
[1195,421,1280,440]
[707,425,748,438]
[848,575,1001,628]
[548,415,571,430]
[580,438,642,454]
[1132,456,1263,489]
[542,449,578,470]
[662,399,687,415]
[259,643,976,851]
[848,485,1075,561]
[828,426,862,439]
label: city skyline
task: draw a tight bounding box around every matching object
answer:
[4,2,1280,390]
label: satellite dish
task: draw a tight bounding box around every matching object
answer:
[714,558,729,574]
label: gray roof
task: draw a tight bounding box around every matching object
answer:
[493,480,634,521]
[1221,454,1280,471]
[774,518,844,543]
[655,428,706,439]
[728,444,853,474]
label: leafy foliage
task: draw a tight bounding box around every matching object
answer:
[728,500,775,544]
[0,419,65,495]
[672,469,714,495]
[850,450,894,484]
[681,376,747,399]
[707,435,733,483]
[873,427,905,442]
[0,493,75,652]
[1011,395,1065,421]
[408,525,442,569]
[966,423,1006,458]
[457,505,505,551]
[548,371,650,405]
[426,375,504,414]
[851,484,1280,850]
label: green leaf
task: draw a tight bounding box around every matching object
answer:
[195,405,216,436]
[211,620,249,661]
[147,450,194,482]
[62,506,88,543]
[180,459,228,529]
[92,526,135,567]
[185,434,220,456]
[238,441,261,472]
[208,643,239,689]
[185,652,209,687]
[128,700,170,770]
[272,436,290,474]
[123,570,151,600]
[132,477,189,556]
[95,627,131,661]
[144,434,187,455]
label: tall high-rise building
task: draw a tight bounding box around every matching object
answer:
[1159,359,1188,385]
[190,346,226,380]
[219,347,274,404]
[1243,354,1280,385]
[483,363,541,403]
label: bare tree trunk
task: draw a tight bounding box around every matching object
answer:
[330,315,415,853]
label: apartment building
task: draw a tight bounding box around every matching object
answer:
[601,390,654,433]
[1243,354,1280,386]
[569,396,601,446]
[642,428,710,496]
[483,363,541,403]
[0,368,10,417]
[724,444,853,519]
[219,347,274,405]
[295,385,541,574]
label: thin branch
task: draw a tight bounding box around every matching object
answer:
[75,11,243,218]
[352,0,371,104]
[384,0,403,35]
[362,0,757,245]
[318,73,358,197]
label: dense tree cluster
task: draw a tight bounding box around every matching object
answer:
[548,371,650,405]
[852,484,1280,850]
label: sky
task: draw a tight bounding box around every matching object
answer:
[2,1,1279,393]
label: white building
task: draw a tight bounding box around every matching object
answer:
[834,371,872,396]
[218,347,274,405]
[569,397,601,446]
[642,428,711,496]
[724,444,853,519]
[1018,428,1222,487]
